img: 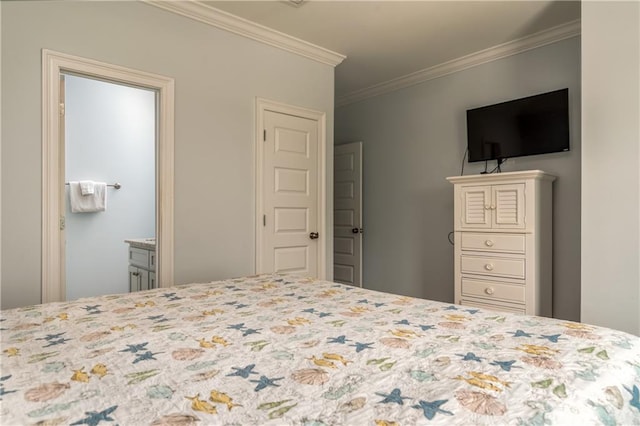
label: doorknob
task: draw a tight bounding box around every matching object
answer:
[352,228,364,234]
[309,232,319,240]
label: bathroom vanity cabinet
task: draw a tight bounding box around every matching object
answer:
[125,239,156,292]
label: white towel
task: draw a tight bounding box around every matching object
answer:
[79,180,95,195]
[69,181,107,213]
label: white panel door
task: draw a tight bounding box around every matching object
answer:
[262,110,319,276]
[333,142,362,287]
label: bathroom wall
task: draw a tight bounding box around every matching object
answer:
[65,74,155,300]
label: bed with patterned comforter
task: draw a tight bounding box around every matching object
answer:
[1,274,639,425]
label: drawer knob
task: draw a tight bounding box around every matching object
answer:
[485,240,494,247]
[491,205,496,210]
[484,205,491,210]
[484,263,494,271]
[485,287,495,295]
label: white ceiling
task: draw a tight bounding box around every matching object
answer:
[206,1,580,101]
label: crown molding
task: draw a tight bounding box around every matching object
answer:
[336,19,581,107]
[142,0,345,67]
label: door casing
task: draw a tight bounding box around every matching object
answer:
[255,98,327,279]
[42,49,175,303]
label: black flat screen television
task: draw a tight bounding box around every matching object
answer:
[466,88,570,163]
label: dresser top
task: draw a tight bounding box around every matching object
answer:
[446,169,556,184]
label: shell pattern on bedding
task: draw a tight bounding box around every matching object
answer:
[1,274,639,425]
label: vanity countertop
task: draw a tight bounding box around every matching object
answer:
[125,238,156,251]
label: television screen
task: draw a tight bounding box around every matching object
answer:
[466,88,570,163]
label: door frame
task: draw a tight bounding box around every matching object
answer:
[255,98,327,279]
[42,49,175,303]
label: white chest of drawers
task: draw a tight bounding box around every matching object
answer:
[447,170,555,316]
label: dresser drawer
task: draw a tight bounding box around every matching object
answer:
[461,233,525,254]
[460,255,525,279]
[462,278,525,304]
[129,247,150,269]
[459,298,525,314]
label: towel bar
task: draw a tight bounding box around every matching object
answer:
[65,182,121,189]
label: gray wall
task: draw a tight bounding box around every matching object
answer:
[335,37,581,321]
[1,1,335,309]
[65,75,156,300]
[582,2,640,335]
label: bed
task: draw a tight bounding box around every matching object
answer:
[1,274,639,425]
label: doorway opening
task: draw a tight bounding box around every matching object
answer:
[42,50,175,303]
[63,74,156,300]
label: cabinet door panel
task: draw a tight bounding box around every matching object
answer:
[460,186,491,229]
[492,184,525,228]
[139,269,149,291]
[129,266,141,292]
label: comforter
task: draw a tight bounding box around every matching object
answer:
[1,274,639,425]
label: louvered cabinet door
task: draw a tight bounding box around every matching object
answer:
[459,186,491,229]
[492,184,525,229]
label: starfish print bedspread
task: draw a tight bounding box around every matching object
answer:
[1,274,639,425]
